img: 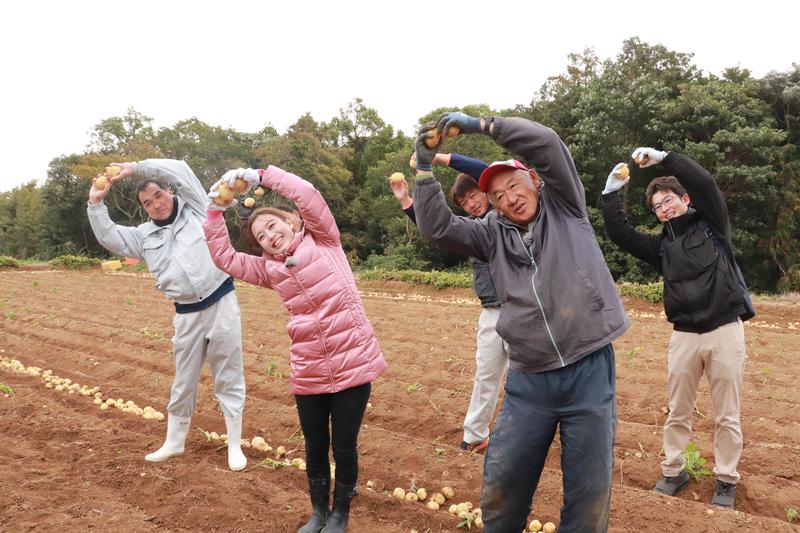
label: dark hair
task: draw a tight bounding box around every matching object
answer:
[450,173,480,205]
[645,176,687,209]
[136,179,169,200]
[239,206,302,254]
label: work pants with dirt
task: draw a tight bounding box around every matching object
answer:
[480,344,616,533]
[167,291,245,418]
[463,307,509,444]
[295,382,371,486]
[661,319,745,484]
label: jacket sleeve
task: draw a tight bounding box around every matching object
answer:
[660,152,731,246]
[203,210,271,288]
[449,153,488,180]
[259,166,339,247]
[600,191,661,267]
[403,203,417,225]
[134,159,208,218]
[413,174,492,262]
[490,117,585,216]
[86,201,145,260]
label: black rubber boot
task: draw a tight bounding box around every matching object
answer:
[320,482,357,533]
[298,477,330,533]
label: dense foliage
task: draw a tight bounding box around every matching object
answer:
[1,40,797,291]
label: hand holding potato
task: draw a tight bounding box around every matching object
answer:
[602,162,630,194]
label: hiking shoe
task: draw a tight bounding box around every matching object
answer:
[711,479,736,509]
[459,438,489,453]
[653,471,690,496]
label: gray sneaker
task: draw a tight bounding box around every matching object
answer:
[711,479,736,509]
[653,471,690,496]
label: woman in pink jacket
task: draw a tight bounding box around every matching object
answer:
[203,166,387,533]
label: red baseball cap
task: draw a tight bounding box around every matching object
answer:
[478,159,530,192]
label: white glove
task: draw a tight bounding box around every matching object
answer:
[221,168,260,193]
[603,163,630,195]
[631,147,667,168]
[207,178,238,211]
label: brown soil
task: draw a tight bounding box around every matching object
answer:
[1,270,799,532]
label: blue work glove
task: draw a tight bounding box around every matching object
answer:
[436,112,482,136]
[414,123,439,171]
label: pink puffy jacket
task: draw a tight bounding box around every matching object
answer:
[203,166,387,395]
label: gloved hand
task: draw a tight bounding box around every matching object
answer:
[436,112,482,135]
[207,178,238,211]
[414,123,439,171]
[221,168,261,193]
[631,147,667,168]
[602,163,630,195]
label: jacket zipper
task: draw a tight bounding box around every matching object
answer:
[502,222,566,368]
[287,266,337,390]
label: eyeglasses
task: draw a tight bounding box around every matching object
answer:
[652,194,678,213]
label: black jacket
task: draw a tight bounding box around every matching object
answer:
[601,152,751,333]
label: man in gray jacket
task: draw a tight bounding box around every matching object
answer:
[87,159,247,472]
[412,113,629,533]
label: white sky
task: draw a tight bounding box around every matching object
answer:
[1,0,797,192]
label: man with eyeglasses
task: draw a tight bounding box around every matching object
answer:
[601,147,754,510]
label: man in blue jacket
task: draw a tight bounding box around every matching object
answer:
[391,152,507,454]
[412,112,629,532]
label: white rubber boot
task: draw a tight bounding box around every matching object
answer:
[225,416,247,471]
[145,414,191,462]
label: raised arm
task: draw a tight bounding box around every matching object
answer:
[660,152,731,245]
[86,177,145,259]
[412,125,493,261]
[134,159,208,218]
[203,210,271,288]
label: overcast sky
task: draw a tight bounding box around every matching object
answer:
[1,0,797,192]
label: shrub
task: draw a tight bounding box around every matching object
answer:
[49,255,101,270]
[617,282,663,304]
[357,268,472,289]
[0,256,19,268]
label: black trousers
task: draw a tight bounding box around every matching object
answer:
[294,382,371,486]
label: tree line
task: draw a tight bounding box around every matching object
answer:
[1,38,798,292]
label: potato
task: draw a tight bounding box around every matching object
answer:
[105,165,122,177]
[241,439,250,448]
[243,197,255,208]
[143,412,154,420]
[100,403,109,411]
[416,488,427,501]
[404,492,418,503]
[634,153,650,166]
[456,503,470,514]
[94,174,108,190]
[409,158,417,170]
[431,492,445,505]
[446,126,461,138]
[214,183,235,206]
[93,398,102,405]
[542,522,556,533]
[233,178,249,193]
[291,457,304,466]
[426,500,439,511]
[618,163,630,179]
[441,486,455,500]
[529,519,542,532]
[45,382,53,389]
[253,187,265,198]
[389,172,405,185]
[275,445,287,457]
[153,412,165,421]
[393,487,406,501]
[423,130,442,149]
[251,436,267,451]
[448,504,458,515]
[475,517,484,528]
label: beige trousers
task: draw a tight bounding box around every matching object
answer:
[661,319,745,484]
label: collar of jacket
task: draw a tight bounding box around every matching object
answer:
[142,197,188,236]
[661,207,699,241]
[269,225,306,262]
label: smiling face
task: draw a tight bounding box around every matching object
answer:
[651,190,690,222]
[457,188,490,218]
[138,183,175,221]
[486,168,541,225]
[250,213,296,255]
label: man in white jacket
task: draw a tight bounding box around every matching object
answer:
[87,159,247,471]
